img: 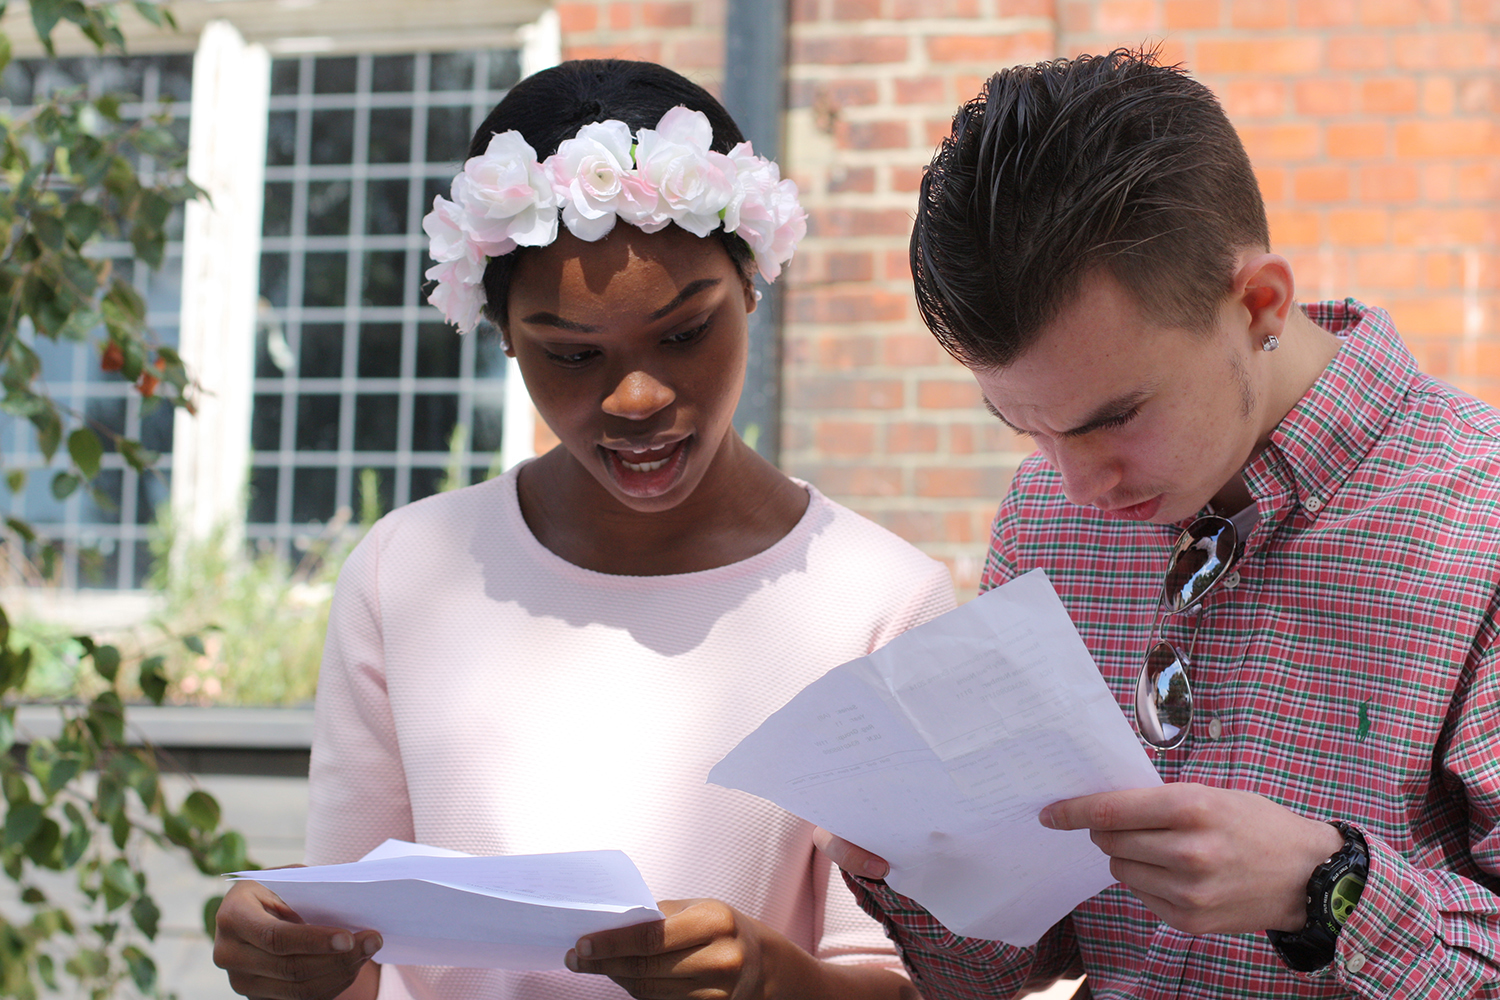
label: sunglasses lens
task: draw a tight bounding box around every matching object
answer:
[1161,516,1239,614]
[1136,640,1193,749]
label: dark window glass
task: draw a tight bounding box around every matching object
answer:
[364,178,409,235]
[314,56,357,94]
[146,256,183,314]
[132,541,156,587]
[474,325,506,377]
[159,55,193,101]
[370,55,414,93]
[488,51,521,91]
[263,181,294,237]
[306,180,351,237]
[81,470,124,526]
[426,107,471,163]
[270,59,301,96]
[136,469,169,526]
[299,323,345,378]
[415,322,460,378]
[302,252,347,307]
[139,398,174,452]
[260,252,290,307]
[473,393,504,452]
[412,394,458,451]
[247,467,279,523]
[358,325,403,378]
[267,110,298,166]
[22,473,66,523]
[353,394,399,451]
[362,251,407,307]
[251,395,283,451]
[296,395,341,451]
[309,108,355,164]
[292,467,337,523]
[78,540,120,590]
[429,52,476,92]
[33,336,74,381]
[367,107,411,164]
[409,466,444,502]
[84,398,127,450]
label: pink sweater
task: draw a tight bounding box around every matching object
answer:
[305,468,956,999]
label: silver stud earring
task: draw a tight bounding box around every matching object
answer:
[1262,334,1279,352]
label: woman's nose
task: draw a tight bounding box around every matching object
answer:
[602,370,675,420]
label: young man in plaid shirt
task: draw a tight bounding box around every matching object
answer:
[817,49,1499,999]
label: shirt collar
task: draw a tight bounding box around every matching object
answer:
[1241,299,1417,525]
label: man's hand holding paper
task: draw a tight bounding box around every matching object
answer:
[708,569,1163,946]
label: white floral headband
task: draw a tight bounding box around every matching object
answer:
[422,105,808,333]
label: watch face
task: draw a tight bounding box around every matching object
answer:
[1330,872,1366,924]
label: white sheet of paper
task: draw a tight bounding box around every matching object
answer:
[708,569,1162,946]
[229,840,664,970]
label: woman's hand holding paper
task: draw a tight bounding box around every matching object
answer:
[213,876,382,1000]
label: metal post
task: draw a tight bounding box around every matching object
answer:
[722,0,788,464]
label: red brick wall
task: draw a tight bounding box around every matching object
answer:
[551,0,1500,596]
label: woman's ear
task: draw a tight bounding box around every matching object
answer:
[742,276,758,315]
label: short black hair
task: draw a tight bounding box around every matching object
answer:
[462,59,755,328]
[911,47,1270,368]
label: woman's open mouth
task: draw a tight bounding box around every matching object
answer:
[600,438,690,498]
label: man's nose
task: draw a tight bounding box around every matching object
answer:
[602,370,675,420]
[1048,443,1123,509]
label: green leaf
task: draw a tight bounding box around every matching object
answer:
[203,894,224,937]
[62,202,102,246]
[205,830,249,875]
[139,654,167,705]
[87,690,125,743]
[182,633,206,656]
[133,1,166,27]
[50,471,79,500]
[60,806,89,867]
[0,31,11,80]
[101,858,138,910]
[21,886,45,904]
[129,894,160,940]
[4,802,42,847]
[30,209,64,251]
[0,708,12,753]
[30,404,61,460]
[24,816,60,866]
[4,469,25,494]
[90,644,120,683]
[123,945,156,991]
[5,517,35,543]
[181,790,220,833]
[118,439,158,472]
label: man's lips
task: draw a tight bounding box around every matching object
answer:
[1098,495,1163,521]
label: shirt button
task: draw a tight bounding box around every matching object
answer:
[1344,950,1367,974]
[1222,570,1241,590]
[1305,495,1323,513]
[1207,716,1224,739]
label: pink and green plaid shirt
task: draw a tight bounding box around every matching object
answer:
[848,300,1500,999]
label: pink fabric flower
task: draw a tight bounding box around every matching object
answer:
[630,107,736,238]
[725,143,808,281]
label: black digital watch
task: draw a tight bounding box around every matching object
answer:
[1266,821,1368,972]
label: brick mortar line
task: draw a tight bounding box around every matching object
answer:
[788,16,1053,37]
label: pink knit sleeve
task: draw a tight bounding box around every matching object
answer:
[304,526,415,866]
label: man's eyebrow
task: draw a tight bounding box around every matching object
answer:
[648,278,721,321]
[981,388,1154,438]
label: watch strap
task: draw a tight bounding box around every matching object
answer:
[1266,821,1369,972]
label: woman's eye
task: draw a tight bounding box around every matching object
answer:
[664,321,710,345]
[542,347,599,365]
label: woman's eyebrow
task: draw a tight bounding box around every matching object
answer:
[648,278,721,320]
[519,312,598,332]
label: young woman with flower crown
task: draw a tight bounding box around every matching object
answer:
[212,59,953,1000]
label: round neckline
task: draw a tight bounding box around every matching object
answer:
[496,462,822,583]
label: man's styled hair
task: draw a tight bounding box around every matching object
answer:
[911,48,1270,369]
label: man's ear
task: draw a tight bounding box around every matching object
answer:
[1232,252,1295,345]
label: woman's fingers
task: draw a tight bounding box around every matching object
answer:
[214,879,382,999]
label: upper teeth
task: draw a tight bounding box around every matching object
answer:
[621,456,668,472]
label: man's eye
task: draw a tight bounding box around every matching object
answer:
[1093,408,1140,432]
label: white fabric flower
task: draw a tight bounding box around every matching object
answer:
[423,194,471,262]
[630,107,736,238]
[548,120,635,242]
[454,130,559,253]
